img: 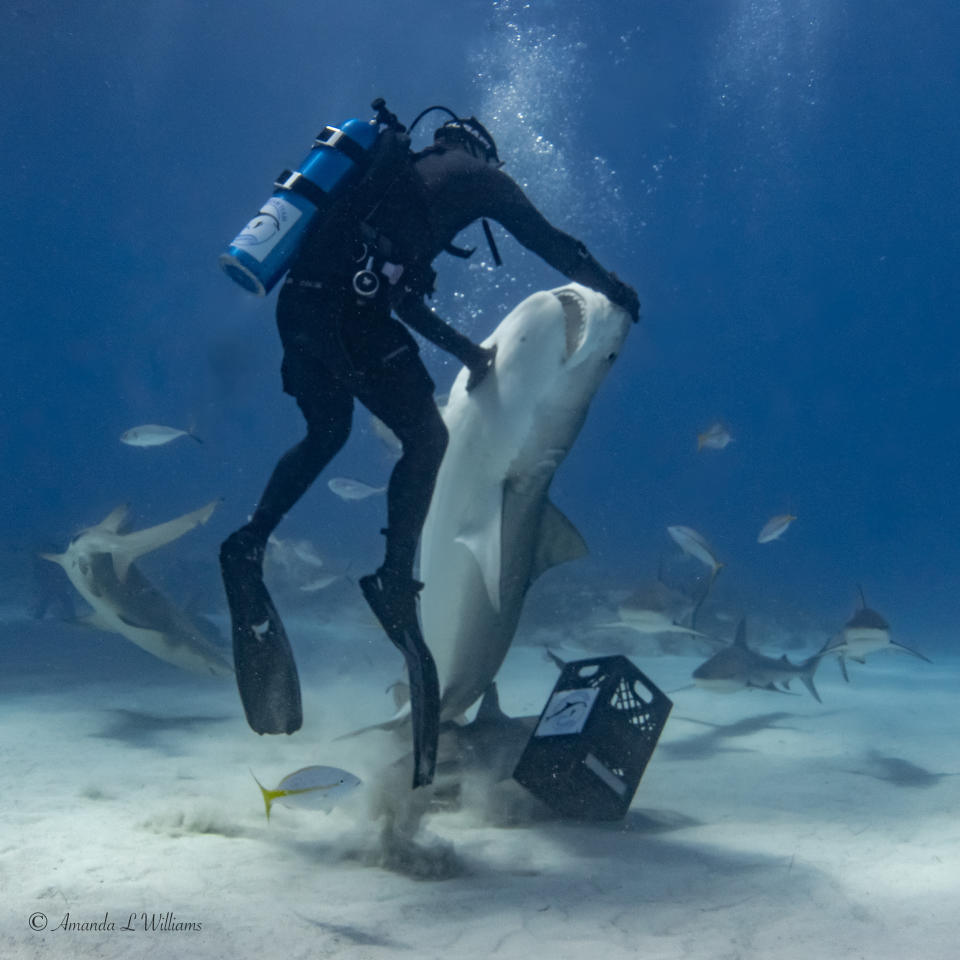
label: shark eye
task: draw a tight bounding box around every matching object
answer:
[554,289,587,358]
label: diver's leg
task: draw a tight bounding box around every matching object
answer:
[221,349,353,736]
[355,338,448,788]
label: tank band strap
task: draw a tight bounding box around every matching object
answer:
[315,125,368,165]
[274,169,328,208]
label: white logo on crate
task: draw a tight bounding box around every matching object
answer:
[534,687,599,737]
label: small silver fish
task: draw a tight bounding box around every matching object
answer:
[697,422,733,451]
[121,424,201,447]
[667,525,723,575]
[252,765,362,820]
[369,414,402,459]
[327,477,387,501]
[757,514,796,543]
[299,574,339,593]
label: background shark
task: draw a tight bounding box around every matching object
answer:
[692,617,826,702]
[825,588,932,680]
[43,501,233,677]
[419,283,631,722]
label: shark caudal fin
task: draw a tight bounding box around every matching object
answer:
[800,641,831,703]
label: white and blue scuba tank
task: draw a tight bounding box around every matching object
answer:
[220,116,379,296]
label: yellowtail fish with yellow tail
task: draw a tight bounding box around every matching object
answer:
[667,525,723,577]
[252,766,362,820]
[757,513,797,543]
[697,422,733,451]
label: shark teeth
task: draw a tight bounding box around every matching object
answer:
[555,289,587,358]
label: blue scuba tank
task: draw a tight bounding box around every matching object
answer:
[220,117,379,296]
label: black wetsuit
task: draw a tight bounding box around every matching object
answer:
[247,137,636,578]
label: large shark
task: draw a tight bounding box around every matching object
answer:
[419,283,631,722]
[692,617,826,702]
[43,501,233,677]
[824,587,931,681]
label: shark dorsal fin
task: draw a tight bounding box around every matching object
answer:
[475,683,508,724]
[733,618,748,647]
[530,499,588,583]
[110,499,220,582]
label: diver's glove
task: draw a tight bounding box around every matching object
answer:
[608,273,640,323]
[465,344,497,392]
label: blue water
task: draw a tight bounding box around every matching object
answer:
[1,0,956,644]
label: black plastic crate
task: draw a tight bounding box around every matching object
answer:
[512,655,673,820]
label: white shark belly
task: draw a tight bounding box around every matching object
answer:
[693,676,744,693]
[836,627,891,658]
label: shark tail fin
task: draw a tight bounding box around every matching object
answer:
[801,640,831,703]
[800,670,822,704]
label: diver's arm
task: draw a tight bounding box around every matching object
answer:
[393,291,495,391]
[484,171,640,321]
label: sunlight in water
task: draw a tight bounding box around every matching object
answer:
[712,0,827,141]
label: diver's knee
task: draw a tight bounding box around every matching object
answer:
[423,413,448,463]
[304,418,350,459]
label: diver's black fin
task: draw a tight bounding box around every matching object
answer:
[359,570,439,789]
[220,531,302,735]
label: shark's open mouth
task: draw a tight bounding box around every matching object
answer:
[554,288,587,359]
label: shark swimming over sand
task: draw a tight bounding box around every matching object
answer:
[42,501,233,677]
[692,617,826,702]
[418,283,632,723]
[824,587,931,681]
[597,577,706,640]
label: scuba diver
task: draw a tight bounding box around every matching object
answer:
[219,99,640,789]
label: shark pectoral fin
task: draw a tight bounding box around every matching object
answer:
[475,683,509,724]
[117,611,163,632]
[39,552,65,566]
[454,487,505,612]
[891,640,933,663]
[110,499,220,582]
[530,499,588,583]
[73,611,116,632]
[95,503,132,534]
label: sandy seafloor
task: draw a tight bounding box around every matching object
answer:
[2,599,957,960]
